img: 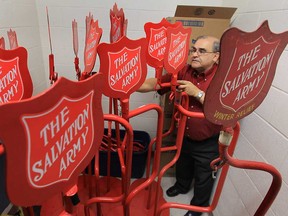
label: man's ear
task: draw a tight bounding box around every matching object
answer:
[213,52,220,64]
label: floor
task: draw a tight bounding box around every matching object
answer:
[161,176,212,216]
[0,176,212,216]
[157,150,212,216]
[0,148,213,216]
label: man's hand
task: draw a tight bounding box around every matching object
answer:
[177,80,205,103]
[177,80,199,97]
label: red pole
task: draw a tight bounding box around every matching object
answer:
[0,144,4,155]
[46,7,57,84]
[125,104,164,216]
[225,149,282,216]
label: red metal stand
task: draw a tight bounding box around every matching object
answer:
[224,145,282,216]
[0,144,4,155]
[80,114,134,216]
[84,103,166,216]
[124,104,166,216]
[156,122,240,216]
[156,121,282,216]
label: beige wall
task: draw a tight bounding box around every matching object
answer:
[0,0,47,94]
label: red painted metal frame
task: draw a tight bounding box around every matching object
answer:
[119,88,187,216]
[154,20,285,215]
[156,117,281,216]
[80,102,165,216]
[84,97,165,216]
[129,77,280,216]
[83,114,134,216]
[125,103,164,216]
[0,145,4,155]
[224,147,282,216]
[156,119,239,216]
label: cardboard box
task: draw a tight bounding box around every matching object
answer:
[167,5,237,52]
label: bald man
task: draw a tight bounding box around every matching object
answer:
[139,36,221,216]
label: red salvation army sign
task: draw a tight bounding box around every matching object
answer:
[144,18,180,68]
[0,74,104,206]
[110,4,125,43]
[98,36,147,99]
[0,47,33,103]
[84,19,102,73]
[110,15,122,43]
[204,21,288,127]
[0,57,24,103]
[164,24,191,75]
[22,92,94,188]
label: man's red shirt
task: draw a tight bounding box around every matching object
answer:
[160,64,222,141]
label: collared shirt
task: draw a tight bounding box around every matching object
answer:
[159,64,222,141]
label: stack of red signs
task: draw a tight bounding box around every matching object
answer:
[144,18,191,87]
[72,13,103,81]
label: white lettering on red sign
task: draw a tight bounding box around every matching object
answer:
[148,28,167,60]
[0,57,23,104]
[22,92,94,188]
[34,105,89,179]
[110,50,140,90]
[168,35,186,68]
[221,44,275,105]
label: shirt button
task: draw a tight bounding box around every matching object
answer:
[188,117,191,119]
[190,106,193,108]
[186,127,189,130]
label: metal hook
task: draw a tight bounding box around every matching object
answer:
[211,157,227,179]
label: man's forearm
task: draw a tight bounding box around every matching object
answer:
[137,77,158,92]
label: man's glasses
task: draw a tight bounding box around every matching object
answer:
[190,47,216,56]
